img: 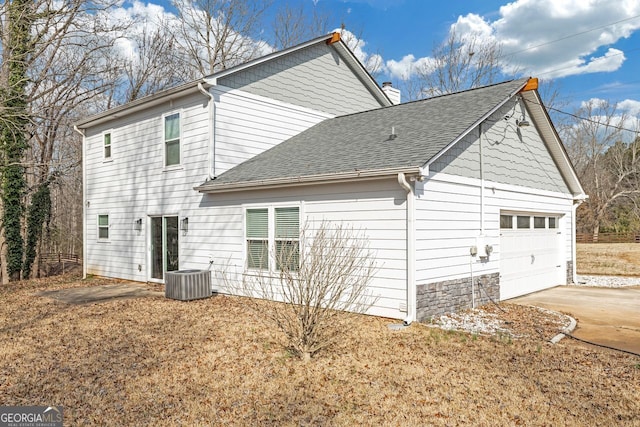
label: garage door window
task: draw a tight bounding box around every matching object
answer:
[501,213,560,230]
[517,216,530,229]
[500,215,513,229]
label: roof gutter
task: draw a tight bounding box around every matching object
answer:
[195,166,422,193]
[75,80,211,129]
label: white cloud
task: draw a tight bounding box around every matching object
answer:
[482,0,640,77]
[385,54,434,80]
[335,28,388,74]
[619,99,640,116]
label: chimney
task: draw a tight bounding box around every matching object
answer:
[382,81,401,105]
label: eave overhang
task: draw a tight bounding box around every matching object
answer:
[74,80,211,129]
[195,166,421,194]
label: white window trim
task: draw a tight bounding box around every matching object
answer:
[162,110,183,170]
[500,211,563,231]
[97,213,110,242]
[243,204,302,272]
[102,130,113,162]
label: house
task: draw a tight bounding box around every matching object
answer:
[75,33,586,323]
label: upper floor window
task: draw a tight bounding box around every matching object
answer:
[103,132,112,159]
[164,113,180,167]
[98,214,109,239]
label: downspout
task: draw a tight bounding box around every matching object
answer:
[73,125,86,279]
[479,123,485,235]
[197,83,216,179]
[398,172,416,325]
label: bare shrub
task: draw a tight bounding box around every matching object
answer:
[222,221,379,361]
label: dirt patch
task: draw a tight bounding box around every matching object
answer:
[0,275,638,426]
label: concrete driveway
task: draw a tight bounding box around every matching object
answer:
[510,286,640,354]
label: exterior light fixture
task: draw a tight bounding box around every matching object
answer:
[181,217,189,232]
[134,218,143,231]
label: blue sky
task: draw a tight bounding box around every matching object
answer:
[121,0,640,119]
[320,0,640,110]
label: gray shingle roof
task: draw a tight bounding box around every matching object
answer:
[197,78,529,191]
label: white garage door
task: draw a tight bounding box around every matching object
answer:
[500,213,564,300]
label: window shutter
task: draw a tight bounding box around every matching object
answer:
[275,207,299,238]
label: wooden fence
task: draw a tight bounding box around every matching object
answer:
[41,253,81,264]
[576,233,640,243]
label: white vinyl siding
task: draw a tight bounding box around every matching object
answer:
[192,179,407,320]
[429,99,570,194]
[217,42,384,115]
[164,112,180,166]
[212,86,331,176]
[84,89,329,282]
[415,173,573,291]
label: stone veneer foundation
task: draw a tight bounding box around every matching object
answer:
[566,261,573,284]
[416,272,500,322]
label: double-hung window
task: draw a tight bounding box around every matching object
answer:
[103,132,112,159]
[245,206,300,271]
[246,208,269,269]
[98,214,109,239]
[275,207,300,271]
[164,113,180,167]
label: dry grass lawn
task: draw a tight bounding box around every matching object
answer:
[577,243,640,276]
[1,274,639,426]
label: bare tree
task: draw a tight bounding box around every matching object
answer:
[271,1,330,50]
[563,99,640,239]
[398,30,504,101]
[172,0,272,77]
[120,19,190,102]
[0,0,129,281]
[223,221,378,362]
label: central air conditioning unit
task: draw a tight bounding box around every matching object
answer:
[165,270,211,301]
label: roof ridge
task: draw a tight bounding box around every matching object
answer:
[332,77,529,120]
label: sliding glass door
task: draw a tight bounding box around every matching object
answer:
[151,216,179,280]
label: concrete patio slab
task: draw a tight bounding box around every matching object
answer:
[510,286,640,354]
[39,283,164,305]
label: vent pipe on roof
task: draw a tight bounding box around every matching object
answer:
[382,82,401,105]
